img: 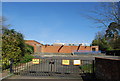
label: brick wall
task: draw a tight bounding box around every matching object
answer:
[25,40,99,53]
[25,40,42,53]
[41,45,99,53]
[95,57,120,81]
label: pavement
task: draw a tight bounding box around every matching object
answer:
[0,70,13,81]
[2,79,85,81]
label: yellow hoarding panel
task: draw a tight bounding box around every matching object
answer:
[32,58,40,64]
[73,60,81,65]
[62,60,70,65]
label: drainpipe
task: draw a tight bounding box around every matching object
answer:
[77,44,81,52]
[58,45,64,52]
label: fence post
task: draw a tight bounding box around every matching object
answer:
[10,58,13,73]
[49,59,54,72]
[92,60,95,74]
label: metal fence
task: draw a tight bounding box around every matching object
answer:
[2,56,95,79]
[16,57,94,74]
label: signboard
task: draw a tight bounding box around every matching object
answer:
[62,60,70,65]
[32,58,40,64]
[73,60,81,65]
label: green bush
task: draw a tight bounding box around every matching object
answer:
[20,54,34,63]
[25,44,34,54]
[80,64,93,73]
[106,50,120,56]
[2,58,10,70]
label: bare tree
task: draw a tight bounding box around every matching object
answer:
[90,2,120,50]
[84,2,120,28]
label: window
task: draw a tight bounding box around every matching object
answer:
[92,48,96,51]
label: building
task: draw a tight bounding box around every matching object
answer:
[25,40,43,53]
[25,40,99,54]
[53,43,65,46]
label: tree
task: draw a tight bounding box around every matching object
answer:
[105,22,120,41]
[88,2,120,51]
[25,44,34,54]
[1,17,35,69]
[105,22,120,49]
[84,2,120,28]
[112,37,120,49]
[2,28,26,62]
[92,32,112,51]
[0,16,2,54]
[92,22,120,51]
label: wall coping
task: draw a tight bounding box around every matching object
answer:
[95,57,120,61]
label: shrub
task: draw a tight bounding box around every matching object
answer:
[80,64,93,73]
[106,50,120,56]
[25,44,34,54]
[20,54,34,63]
